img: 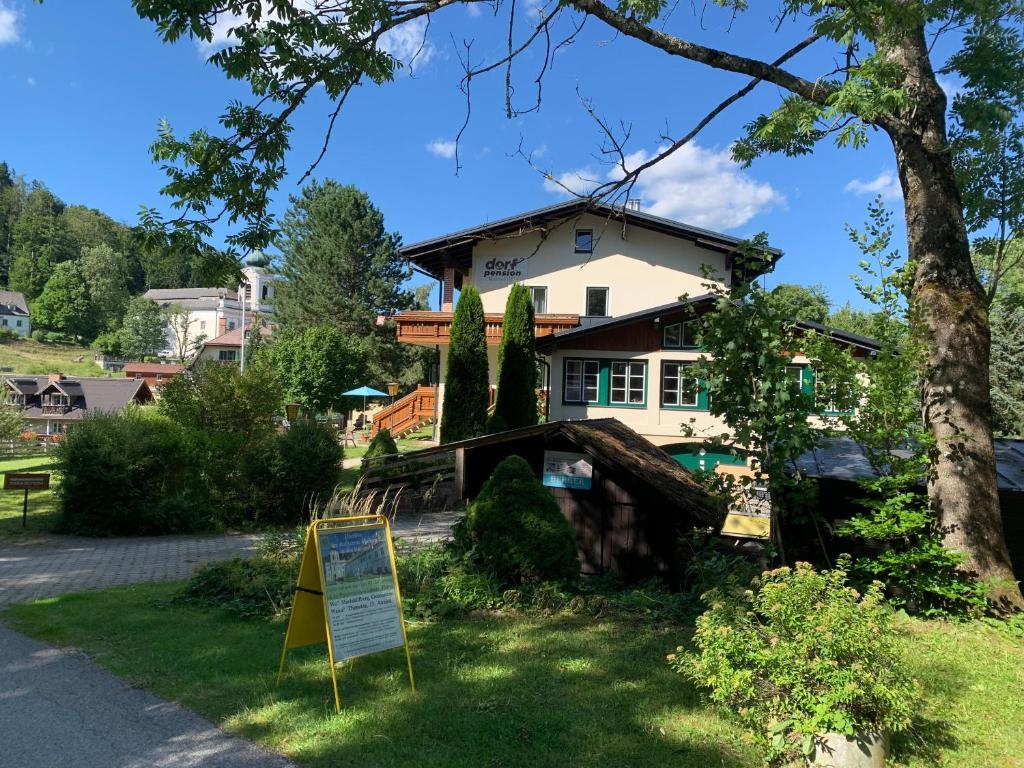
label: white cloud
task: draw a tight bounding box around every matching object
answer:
[26,76,35,87]
[543,142,785,231]
[844,169,903,201]
[937,76,964,102]
[199,2,433,68]
[465,2,484,18]
[0,2,20,45]
[426,139,457,159]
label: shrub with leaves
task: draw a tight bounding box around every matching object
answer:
[455,455,578,585]
[364,427,398,461]
[179,556,299,618]
[673,560,917,765]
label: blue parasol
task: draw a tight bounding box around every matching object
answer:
[342,386,389,413]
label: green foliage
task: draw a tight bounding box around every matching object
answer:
[79,244,131,333]
[674,561,917,764]
[159,358,283,436]
[837,467,989,618]
[990,305,1024,436]
[690,241,858,489]
[767,283,831,324]
[54,407,209,536]
[364,428,398,460]
[275,180,409,333]
[179,556,298,618]
[91,330,124,358]
[456,455,578,586]
[264,325,367,414]
[31,261,95,340]
[489,283,538,432]
[440,286,489,444]
[118,296,167,360]
[0,398,24,442]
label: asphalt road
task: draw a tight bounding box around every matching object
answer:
[0,623,295,768]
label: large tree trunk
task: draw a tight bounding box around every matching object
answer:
[886,29,1023,608]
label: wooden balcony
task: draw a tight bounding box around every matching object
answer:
[395,311,580,346]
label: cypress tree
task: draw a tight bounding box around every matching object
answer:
[439,286,489,443]
[489,283,538,432]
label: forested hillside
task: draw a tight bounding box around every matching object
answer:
[0,161,234,345]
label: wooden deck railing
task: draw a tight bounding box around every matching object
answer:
[395,311,579,346]
[371,385,436,437]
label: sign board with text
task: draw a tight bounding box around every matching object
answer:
[542,451,593,490]
[277,515,414,713]
[477,256,528,285]
[4,473,50,491]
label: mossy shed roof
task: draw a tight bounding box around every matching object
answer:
[411,419,719,524]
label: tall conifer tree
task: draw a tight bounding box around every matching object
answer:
[440,286,489,444]
[489,283,538,432]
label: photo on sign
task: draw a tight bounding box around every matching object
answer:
[317,526,405,663]
[542,450,593,490]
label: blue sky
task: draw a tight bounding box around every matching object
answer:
[1,1,952,310]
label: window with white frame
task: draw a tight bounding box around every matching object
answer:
[529,286,548,315]
[585,287,609,317]
[662,320,699,349]
[785,365,806,394]
[610,361,646,404]
[662,362,701,407]
[574,229,593,253]
[564,359,599,403]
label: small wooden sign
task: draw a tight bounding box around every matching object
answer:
[4,473,50,491]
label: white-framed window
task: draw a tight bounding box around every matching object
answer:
[585,287,609,317]
[564,359,599,403]
[662,320,699,349]
[786,365,805,394]
[43,393,70,407]
[219,350,239,362]
[529,286,548,315]
[662,362,701,407]
[610,361,646,405]
[200,320,207,332]
[575,229,593,254]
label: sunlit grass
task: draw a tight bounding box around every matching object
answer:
[0,455,58,535]
[7,582,1024,767]
[0,338,103,377]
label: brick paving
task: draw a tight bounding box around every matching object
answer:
[0,512,461,608]
[0,533,260,607]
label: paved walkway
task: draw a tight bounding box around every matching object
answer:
[0,534,261,607]
[0,623,295,768]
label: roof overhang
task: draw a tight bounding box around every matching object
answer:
[400,200,781,285]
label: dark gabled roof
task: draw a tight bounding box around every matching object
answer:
[536,296,884,353]
[401,200,781,285]
[396,418,718,523]
[0,290,29,315]
[536,295,717,352]
[794,436,1024,494]
[2,376,152,419]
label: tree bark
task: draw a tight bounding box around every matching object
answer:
[883,28,1023,608]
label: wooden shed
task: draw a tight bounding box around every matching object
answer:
[399,419,720,582]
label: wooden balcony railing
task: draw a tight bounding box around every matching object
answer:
[371,385,437,437]
[395,311,580,346]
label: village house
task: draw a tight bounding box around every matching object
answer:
[386,200,879,463]
[3,374,153,436]
[195,324,273,364]
[0,290,31,338]
[122,362,186,391]
[143,253,276,359]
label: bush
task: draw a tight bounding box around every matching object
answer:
[674,560,917,765]
[0,328,18,340]
[55,407,209,535]
[31,329,46,342]
[254,420,343,525]
[455,455,579,585]
[364,428,398,461]
[44,331,68,344]
[179,556,298,618]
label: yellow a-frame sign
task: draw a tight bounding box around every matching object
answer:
[277,515,415,713]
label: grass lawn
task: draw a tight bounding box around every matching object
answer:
[0,338,105,378]
[8,583,1024,768]
[0,455,58,535]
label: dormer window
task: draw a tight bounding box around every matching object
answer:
[662,321,699,349]
[574,229,593,254]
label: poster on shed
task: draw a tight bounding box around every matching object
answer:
[318,525,405,662]
[542,451,593,490]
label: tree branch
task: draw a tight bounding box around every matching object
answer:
[569,0,834,106]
